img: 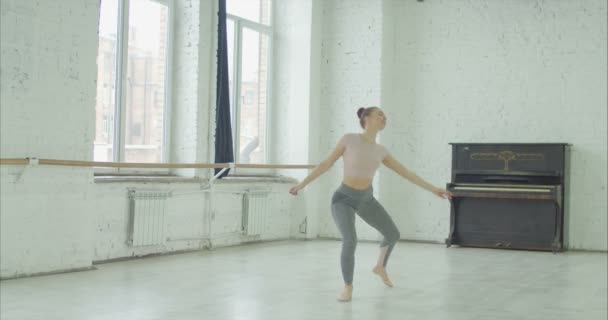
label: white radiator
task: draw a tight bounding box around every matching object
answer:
[128,190,170,246]
[243,191,269,236]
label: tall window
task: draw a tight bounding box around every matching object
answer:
[226,0,272,170]
[94,0,172,164]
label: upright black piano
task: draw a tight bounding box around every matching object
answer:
[446,143,569,252]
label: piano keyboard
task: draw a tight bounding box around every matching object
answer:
[452,186,552,193]
[448,183,559,201]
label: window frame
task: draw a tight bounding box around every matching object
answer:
[226,11,274,176]
[95,0,174,174]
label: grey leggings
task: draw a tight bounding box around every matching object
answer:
[331,183,400,285]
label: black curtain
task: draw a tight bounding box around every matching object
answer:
[214,0,234,178]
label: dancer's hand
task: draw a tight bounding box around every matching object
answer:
[289,184,304,196]
[432,188,453,200]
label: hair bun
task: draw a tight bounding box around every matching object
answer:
[357,107,365,119]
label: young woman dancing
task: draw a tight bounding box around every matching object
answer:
[289,106,452,302]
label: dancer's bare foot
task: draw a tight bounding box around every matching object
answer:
[337,285,353,302]
[373,266,394,287]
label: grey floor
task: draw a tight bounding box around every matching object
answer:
[1,240,606,320]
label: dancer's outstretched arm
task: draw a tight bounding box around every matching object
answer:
[382,154,452,199]
[289,138,346,195]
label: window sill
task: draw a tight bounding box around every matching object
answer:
[214,175,298,184]
[93,174,298,184]
[94,175,202,184]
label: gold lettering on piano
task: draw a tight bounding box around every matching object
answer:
[470,151,544,171]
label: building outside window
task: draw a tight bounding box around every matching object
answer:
[94,0,172,166]
[226,0,272,171]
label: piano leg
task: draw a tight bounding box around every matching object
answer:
[552,241,562,254]
[552,201,562,253]
[552,188,563,254]
[446,198,456,248]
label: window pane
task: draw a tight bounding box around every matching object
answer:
[124,0,169,163]
[238,28,269,165]
[94,0,119,162]
[227,0,271,25]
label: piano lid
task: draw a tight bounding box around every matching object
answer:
[449,143,569,146]
[450,143,567,175]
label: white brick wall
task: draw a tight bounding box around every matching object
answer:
[273,0,313,181]
[0,0,99,160]
[0,166,94,278]
[272,0,315,239]
[195,0,214,176]
[170,0,203,177]
[317,0,384,241]
[0,0,300,278]
[315,0,606,251]
[382,0,607,249]
[0,0,100,278]
[0,0,605,279]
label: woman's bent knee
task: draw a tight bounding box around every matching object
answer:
[392,230,401,243]
[382,230,400,247]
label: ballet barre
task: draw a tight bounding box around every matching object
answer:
[0,158,315,169]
